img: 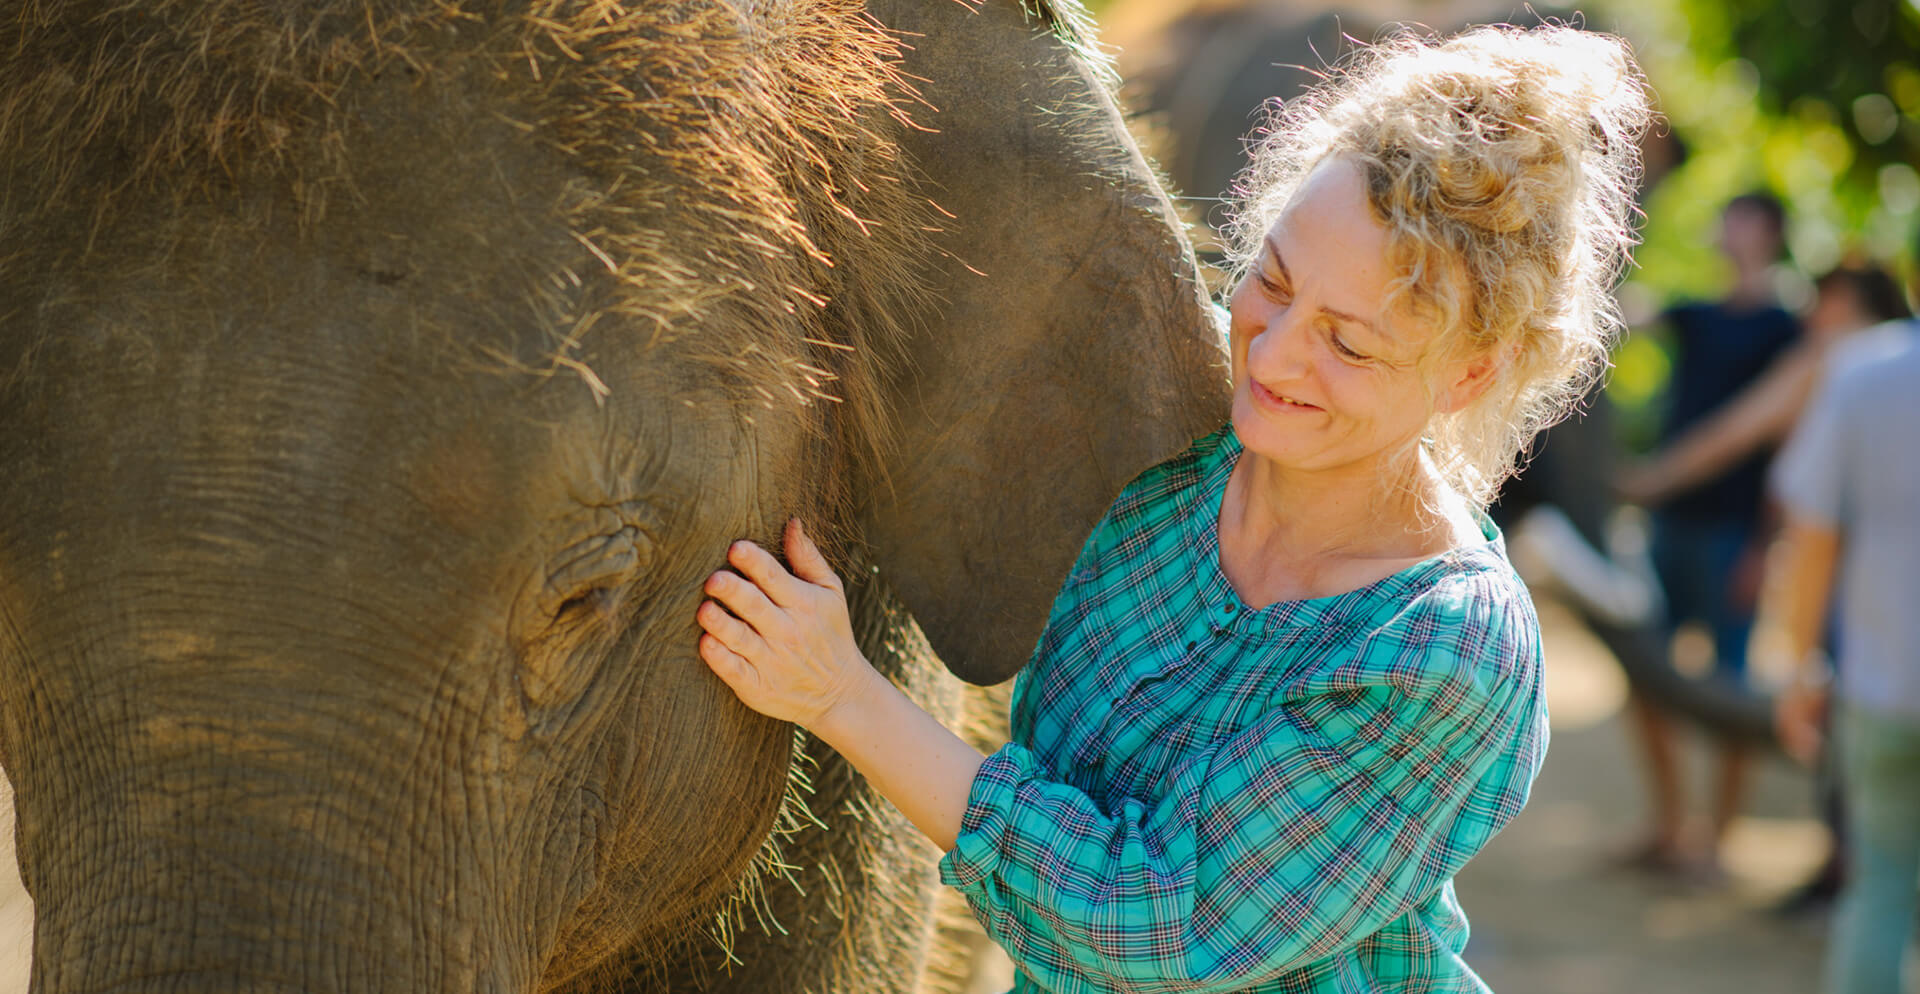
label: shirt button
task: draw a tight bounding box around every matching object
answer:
[1185,640,1196,652]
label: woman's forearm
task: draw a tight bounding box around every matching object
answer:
[812,667,987,852]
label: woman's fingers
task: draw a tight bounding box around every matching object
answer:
[698,632,757,688]
[704,562,788,637]
[784,518,843,592]
[694,526,869,729]
[697,599,769,661]
[726,539,812,608]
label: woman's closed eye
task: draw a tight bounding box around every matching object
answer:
[1254,265,1291,300]
[1329,330,1371,362]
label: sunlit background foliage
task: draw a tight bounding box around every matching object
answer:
[1587,0,1920,426]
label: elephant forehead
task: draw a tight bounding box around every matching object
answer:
[1,0,928,409]
[399,384,726,541]
[1,2,933,530]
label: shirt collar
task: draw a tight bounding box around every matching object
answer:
[1183,423,1508,638]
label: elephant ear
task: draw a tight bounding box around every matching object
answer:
[860,0,1231,686]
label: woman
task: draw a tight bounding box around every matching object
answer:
[695,24,1650,993]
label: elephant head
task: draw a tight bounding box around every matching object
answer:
[0,1,1226,990]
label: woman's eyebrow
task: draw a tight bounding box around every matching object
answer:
[1264,236,1380,336]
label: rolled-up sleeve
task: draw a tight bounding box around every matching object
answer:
[937,585,1544,993]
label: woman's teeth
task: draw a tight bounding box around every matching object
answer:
[1258,382,1310,407]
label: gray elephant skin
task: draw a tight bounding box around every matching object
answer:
[0,0,1228,991]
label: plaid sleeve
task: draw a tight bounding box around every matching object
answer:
[938,572,1545,993]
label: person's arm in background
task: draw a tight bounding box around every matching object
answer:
[1617,343,1821,506]
[1754,354,1851,764]
[1754,512,1841,764]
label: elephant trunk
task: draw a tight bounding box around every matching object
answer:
[24,751,538,994]
[12,635,547,994]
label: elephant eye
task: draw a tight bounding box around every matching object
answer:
[511,544,644,711]
[554,590,597,617]
[530,525,653,634]
[552,586,618,624]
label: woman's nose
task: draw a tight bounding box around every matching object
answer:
[1244,307,1309,378]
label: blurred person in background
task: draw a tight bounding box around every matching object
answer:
[1619,192,1802,878]
[1762,282,1920,994]
[1623,259,1910,905]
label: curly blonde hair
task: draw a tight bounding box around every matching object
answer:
[1225,24,1654,508]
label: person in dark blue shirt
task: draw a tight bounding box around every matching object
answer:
[1623,192,1802,878]
[1658,296,1801,523]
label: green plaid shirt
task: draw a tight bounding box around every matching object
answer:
[938,424,1547,993]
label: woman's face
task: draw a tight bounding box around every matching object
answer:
[1227,157,1484,480]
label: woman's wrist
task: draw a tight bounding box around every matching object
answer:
[809,660,896,748]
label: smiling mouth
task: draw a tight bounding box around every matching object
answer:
[1251,380,1319,411]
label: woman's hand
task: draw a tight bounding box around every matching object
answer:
[696,518,878,729]
[698,519,988,850]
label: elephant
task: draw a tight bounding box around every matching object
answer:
[0,0,1229,991]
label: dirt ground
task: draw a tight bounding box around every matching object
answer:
[0,774,23,994]
[0,596,1889,992]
